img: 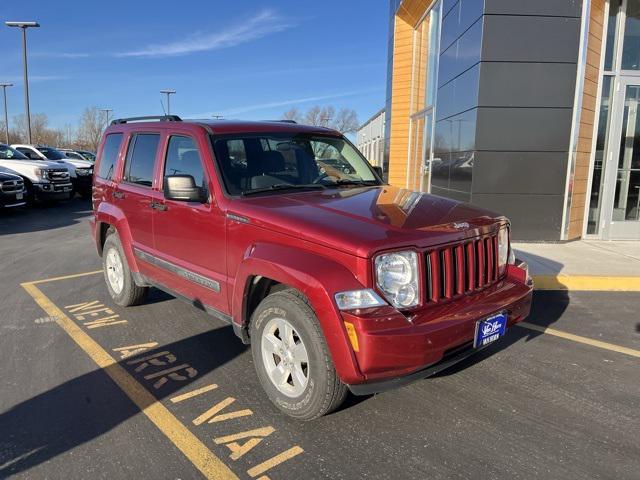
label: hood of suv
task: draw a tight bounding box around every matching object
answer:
[0,158,65,170]
[0,167,22,181]
[57,158,92,168]
[235,186,505,257]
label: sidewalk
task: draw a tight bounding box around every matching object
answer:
[513,240,640,291]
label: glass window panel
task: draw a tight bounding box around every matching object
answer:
[97,133,123,180]
[604,0,621,71]
[164,136,208,195]
[421,113,433,192]
[612,85,640,221]
[587,76,615,234]
[408,116,425,190]
[425,4,442,106]
[613,169,640,220]
[411,2,441,114]
[622,0,640,69]
[124,134,160,187]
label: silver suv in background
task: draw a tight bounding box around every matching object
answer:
[0,144,73,204]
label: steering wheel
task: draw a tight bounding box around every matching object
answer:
[313,171,341,184]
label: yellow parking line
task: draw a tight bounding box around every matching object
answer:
[532,275,640,291]
[28,270,103,285]
[517,321,640,358]
[170,384,219,404]
[247,446,304,478]
[21,281,238,480]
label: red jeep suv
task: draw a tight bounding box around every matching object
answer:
[91,115,533,420]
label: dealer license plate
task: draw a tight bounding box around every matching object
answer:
[474,313,507,348]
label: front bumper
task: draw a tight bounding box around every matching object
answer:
[0,189,26,208]
[342,264,533,394]
[34,182,73,200]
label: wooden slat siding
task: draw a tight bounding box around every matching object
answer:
[568,0,606,239]
[388,0,434,189]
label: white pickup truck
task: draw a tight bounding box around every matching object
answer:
[0,144,73,204]
[12,144,93,198]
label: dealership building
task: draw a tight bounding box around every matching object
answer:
[380,0,640,240]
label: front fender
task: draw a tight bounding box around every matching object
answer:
[95,202,139,272]
[233,242,365,384]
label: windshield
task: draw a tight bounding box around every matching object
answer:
[210,133,380,196]
[0,144,29,160]
[65,151,86,160]
[37,147,66,160]
[80,151,96,161]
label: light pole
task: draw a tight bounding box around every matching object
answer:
[0,83,13,144]
[99,108,113,128]
[160,89,176,115]
[5,21,40,144]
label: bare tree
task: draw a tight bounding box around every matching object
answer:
[332,108,359,135]
[76,107,105,152]
[283,107,302,123]
[283,105,359,134]
[12,113,66,146]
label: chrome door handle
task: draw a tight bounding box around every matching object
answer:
[150,201,167,211]
[112,190,125,199]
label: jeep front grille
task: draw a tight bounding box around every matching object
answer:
[425,233,500,302]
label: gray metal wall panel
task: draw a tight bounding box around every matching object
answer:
[472,193,565,240]
[478,62,578,108]
[437,63,480,120]
[475,108,573,152]
[472,152,568,195]
[434,108,478,154]
[481,15,581,63]
[484,0,583,17]
[440,0,484,53]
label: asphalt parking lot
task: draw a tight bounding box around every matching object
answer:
[1,199,639,480]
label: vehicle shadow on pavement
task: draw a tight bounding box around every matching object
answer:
[0,326,247,477]
[0,198,92,235]
[433,289,571,378]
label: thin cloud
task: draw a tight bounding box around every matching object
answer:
[32,52,90,59]
[4,75,68,83]
[189,87,383,117]
[116,9,294,58]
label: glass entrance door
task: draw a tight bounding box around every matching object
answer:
[602,79,640,238]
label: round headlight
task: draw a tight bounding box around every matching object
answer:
[374,251,420,309]
[376,253,413,290]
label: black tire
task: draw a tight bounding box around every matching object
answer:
[102,230,148,307]
[250,289,348,420]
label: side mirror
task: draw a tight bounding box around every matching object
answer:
[164,175,206,203]
[372,166,383,178]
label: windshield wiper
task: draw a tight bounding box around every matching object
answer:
[330,179,379,187]
[241,183,325,196]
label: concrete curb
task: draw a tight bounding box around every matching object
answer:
[532,275,640,291]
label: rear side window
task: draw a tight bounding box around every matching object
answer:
[124,134,160,187]
[164,136,208,194]
[97,133,123,180]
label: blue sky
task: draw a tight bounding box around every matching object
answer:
[0,1,389,131]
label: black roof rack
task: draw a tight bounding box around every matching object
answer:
[110,115,182,125]
[261,119,297,124]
